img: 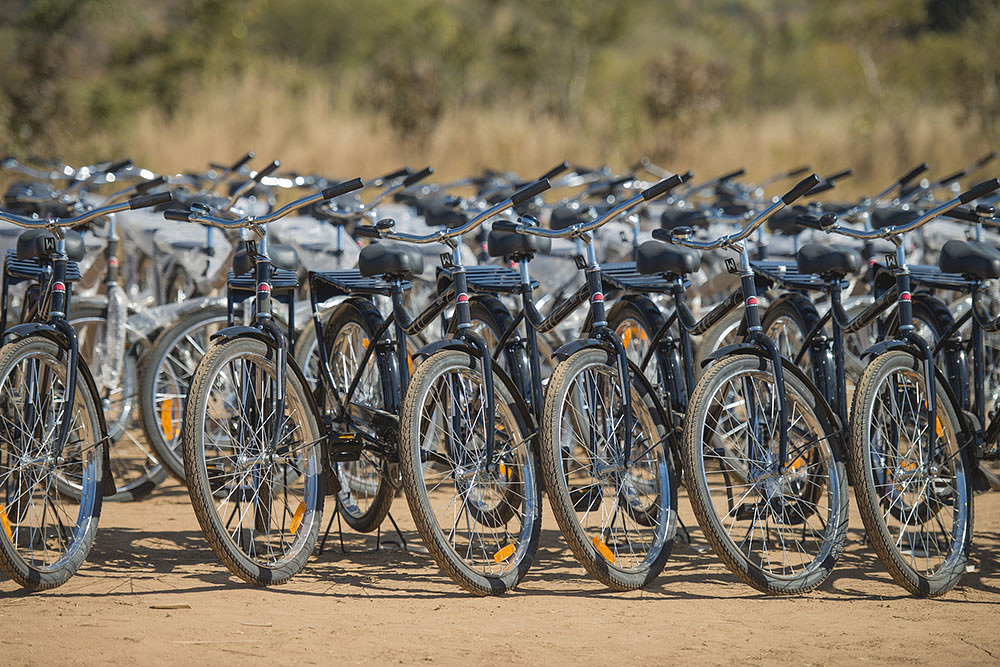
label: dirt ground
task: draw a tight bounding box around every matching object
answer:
[1,479,998,666]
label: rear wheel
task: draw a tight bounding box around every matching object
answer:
[140,305,228,482]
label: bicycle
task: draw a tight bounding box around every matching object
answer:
[0,190,170,589]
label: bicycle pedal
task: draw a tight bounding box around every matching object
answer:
[328,432,363,462]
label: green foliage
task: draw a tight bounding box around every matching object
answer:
[0,0,995,152]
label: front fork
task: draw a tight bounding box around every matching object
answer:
[47,249,81,458]
[893,266,940,459]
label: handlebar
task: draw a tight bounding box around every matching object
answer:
[0,191,172,229]
[357,179,551,245]
[651,174,820,250]
[493,174,685,240]
[166,178,364,229]
[798,178,1000,241]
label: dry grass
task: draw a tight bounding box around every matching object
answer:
[55,69,992,195]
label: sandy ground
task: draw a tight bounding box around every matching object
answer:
[1,479,998,666]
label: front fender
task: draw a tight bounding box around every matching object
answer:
[3,322,66,346]
[413,338,478,363]
[74,358,115,496]
[209,325,277,348]
[552,338,615,362]
[699,342,760,368]
[860,339,924,362]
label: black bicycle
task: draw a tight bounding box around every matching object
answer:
[0,190,170,590]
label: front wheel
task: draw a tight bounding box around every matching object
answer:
[182,337,324,585]
[399,349,540,595]
[0,337,104,590]
[541,347,677,590]
[683,354,849,595]
[848,350,971,597]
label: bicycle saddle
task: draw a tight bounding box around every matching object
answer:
[939,239,1000,280]
[635,240,702,276]
[16,228,86,262]
[486,228,552,258]
[660,208,711,231]
[358,242,424,278]
[796,243,862,277]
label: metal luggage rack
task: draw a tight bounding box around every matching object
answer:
[309,270,409,301]
[437,264,537,294]
[750,259,827,290]
[905,264,974,291]
[227,267,299,295]
[4,250,82,284]
[600,262,677,293]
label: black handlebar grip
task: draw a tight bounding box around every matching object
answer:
[897,162,930,188]
[354,225,380,239]
[717,168,746,182]
[135,176,167,193]
[804,180,835,197]
[944,207,979,223]
[322,177,365,200]
[252,160,280,182]
[492,220,520,233]
[782,174,822,205]
[229,151,254,171]
[823,168,853,182]
[380,166,411,182]
[678,170,694,183]
[403,166,434,187]
[641,173,684,201]
[959,178,1000,204]
[540,162,570,181]
[105,158,133,174]
[163,209,191,222]
[650,228,671,243]
[795,214,825,230]
[130,192,173,210]
[784,165,811,179]
[975,151,998,169]
[936,169,966,185]
[511,178,551,206]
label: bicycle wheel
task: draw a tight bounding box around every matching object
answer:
[182,336,324,585]
[683,354,848,594]
[541,348,677,590]
[848,350,971,596]
[140,304,228,481]
[607,297,669,392]
[399,349,540,595]
[0,336,104,590]
[322,300,395,533]
[71,304,165,501]
[761,293,822,374]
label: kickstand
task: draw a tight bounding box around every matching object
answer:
[677,515,691,545]
[318,504,347,556]
[383,510,408,551]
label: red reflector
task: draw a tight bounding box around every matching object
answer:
[109,257,118,267]
[746,296,758,306]
[457,292,469,303]
[592,292,604,302]
[257,283,271,293]
[52,282,66,292]
[899,291,911,301]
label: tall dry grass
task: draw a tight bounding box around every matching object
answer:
[65,68,992,196]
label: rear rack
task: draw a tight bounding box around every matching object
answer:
[751,259,828,290]
[437,265,537,294]
[4,250,82,284]
[309,270,410,301]
[600,262,676,293]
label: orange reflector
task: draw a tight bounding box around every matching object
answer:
[493,543,516,563]
[0,505,11,541]
[160,399,176,441]
[362,338,370,349]
[498,463,509,478]
[901,461,918,472]
[622,328,633,349]
[936,418,944,438]
[592,536,616,564]
[789,456,806,471]
[290,502,306,534]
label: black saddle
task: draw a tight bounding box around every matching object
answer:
[16,229,86,262]
[939,239,1000,280]
[416,195,469,228]
[358,242,424,278]
[487,230,552,258]
[871,208,920,230]
[232,244,299,276]
[796,243,862,276]
[635,240,702,276]
[550,203,595,231]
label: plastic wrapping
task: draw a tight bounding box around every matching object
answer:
[97,282,127,392]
